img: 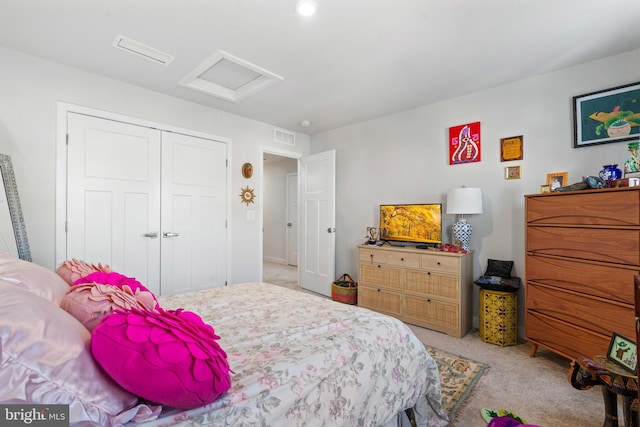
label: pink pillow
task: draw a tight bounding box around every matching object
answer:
[91,307,232,409]
[60,282,158,331]
[0,282,138,425]
[0,252,70,304]
[75,271,159,308]
[57,258,112,285]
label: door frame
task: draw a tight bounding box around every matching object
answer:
[55,102,233,282]
[259,146,302,282]
[286,172,298,266]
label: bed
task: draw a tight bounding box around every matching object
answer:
[0,253,448,427]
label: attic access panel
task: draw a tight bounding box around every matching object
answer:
[179,50,283,103]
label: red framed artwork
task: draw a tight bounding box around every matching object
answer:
[449,121,481,165]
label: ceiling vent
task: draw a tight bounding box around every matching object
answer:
[112,35,175,66]
[274,128,296,146]
[179,50,284,103]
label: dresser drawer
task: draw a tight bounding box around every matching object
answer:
[404,295,459,330]
[359,248,387,264]
[527,190,640,226]
[388,252,420,268]
[405,270,459,300]
[359,264,402,291]
[526,311,609,360]
[358,285,402,317]
[420,254,459,273]
[526,255,636,304]
[526,283,635,339]
[527,226,640,266]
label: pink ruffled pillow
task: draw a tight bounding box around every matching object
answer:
[57,258,112,285]
[60,282,158,331]
[91,307,232,409]
[75,271,159,308]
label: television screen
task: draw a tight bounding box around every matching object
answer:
[379,204,442,244]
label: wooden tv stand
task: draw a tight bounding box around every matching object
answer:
[357,245,473,338]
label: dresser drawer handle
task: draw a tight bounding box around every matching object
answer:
[401,257,404,261]
[437,261,441,265]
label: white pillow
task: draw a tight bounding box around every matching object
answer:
[0,252,69,305]
[0,282,138,426]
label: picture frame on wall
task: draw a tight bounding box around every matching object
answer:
[500,135,523,162]
[504,165,521,180]
[573,81,640,148]
[606,332,637,373]
[449,121,481,165]
[546,172,568,191]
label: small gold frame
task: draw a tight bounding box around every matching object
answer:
[505,165,521,180]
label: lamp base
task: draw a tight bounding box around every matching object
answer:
[452,219,472,251]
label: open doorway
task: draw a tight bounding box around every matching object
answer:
[262,152,299,289]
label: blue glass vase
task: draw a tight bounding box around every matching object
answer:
[599,164,622,186]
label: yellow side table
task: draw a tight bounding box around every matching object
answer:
[479,288,517,347]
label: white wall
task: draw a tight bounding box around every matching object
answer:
[0,47,310,283]
[263,157,297,264]
[310,48,640,334]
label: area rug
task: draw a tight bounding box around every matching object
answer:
[426,345,488,420]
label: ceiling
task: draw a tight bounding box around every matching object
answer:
[2,1,640,135]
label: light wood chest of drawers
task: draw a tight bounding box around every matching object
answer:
[357,245,473,338]
[525,187,640,360]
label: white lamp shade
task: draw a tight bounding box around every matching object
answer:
[446,187,483,215]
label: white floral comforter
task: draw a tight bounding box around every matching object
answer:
[132,282,448,427]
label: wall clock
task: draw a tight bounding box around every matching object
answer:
[241,162,253,179]
[239,186,255,205]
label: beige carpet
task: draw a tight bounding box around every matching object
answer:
[409,325,606,427]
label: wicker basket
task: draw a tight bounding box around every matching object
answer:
[331,273,358,305]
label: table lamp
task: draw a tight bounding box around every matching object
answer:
[446,187,483,250]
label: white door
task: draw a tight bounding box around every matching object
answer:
[67,113,162,292]
[160,132,228,295]
[66,113,227,296]
[299,150,336,296]
[286,172,298,266]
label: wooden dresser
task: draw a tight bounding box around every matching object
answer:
[357,245,473,338]
[525,187,639,360]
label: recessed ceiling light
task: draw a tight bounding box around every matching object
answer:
[300,120,312,127]
[295,0,317,16]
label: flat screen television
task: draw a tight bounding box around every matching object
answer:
[379,204,442,245]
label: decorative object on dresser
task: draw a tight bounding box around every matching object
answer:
[598,164,622,187]
[545,171,568,191]
[525,187,639,361]
[357,244,473,338]
[446,187,483,251]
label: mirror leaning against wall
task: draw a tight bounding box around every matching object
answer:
[0,154,31,261]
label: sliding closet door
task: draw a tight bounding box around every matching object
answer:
[66,113,162,293]
[160,132,227,295]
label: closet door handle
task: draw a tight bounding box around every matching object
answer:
[143,232,158,238]
[163,232,180,238]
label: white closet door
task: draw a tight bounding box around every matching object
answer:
[67,113,162,293]
[160,132,228,295]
